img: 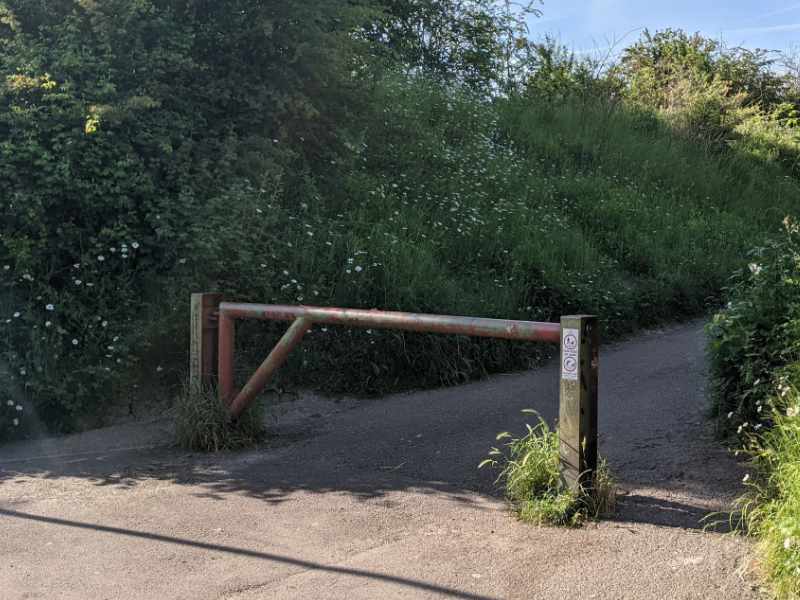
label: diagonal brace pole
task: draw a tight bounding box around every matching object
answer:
[228,317,313,419]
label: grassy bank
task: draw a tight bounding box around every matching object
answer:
[4,74,800,440]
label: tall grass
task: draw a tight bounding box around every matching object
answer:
[736,392,800,599]
[189,78,800,400]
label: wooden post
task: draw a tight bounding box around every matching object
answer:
[190,293,222,391]
[558,315,599,493]
[218,310,236,406]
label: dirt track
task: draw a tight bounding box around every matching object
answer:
[0,321,761,599]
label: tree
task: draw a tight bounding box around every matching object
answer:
[361,0,540,90]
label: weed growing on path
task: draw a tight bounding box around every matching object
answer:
[175,384,264,452]
[480,410,615,526]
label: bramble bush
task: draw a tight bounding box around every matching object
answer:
[707,218,800,433]
[0,0,360,437]
[707,218,800,598]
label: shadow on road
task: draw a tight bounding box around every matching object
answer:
[0,507,501,600]
[0,324,748,536]
[612,494,734,532]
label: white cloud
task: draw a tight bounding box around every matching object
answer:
[726,22,800,35]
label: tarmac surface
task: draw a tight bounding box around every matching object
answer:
[0,321,762,599]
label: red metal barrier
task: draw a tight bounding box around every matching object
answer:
[189,294,598,492]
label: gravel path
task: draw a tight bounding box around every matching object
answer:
[0,321,761,599]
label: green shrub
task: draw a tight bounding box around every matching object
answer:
[707,218,800,434]
[0,0,359,438]
[480,411,615,526]
[708,219,800,598]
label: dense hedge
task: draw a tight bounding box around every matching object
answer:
[707,220,800,598]
[0,0,359,435]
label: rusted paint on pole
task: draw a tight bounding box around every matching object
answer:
[558,315,599,493]
[218,311,236,406]
[219,303,560,344]
[228,317,312,419]
[189,293,222,390]
[213,302,560,417]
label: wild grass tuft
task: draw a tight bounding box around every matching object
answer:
[175,383,265,452]
[733,397,800,599]
[480,410,615,527]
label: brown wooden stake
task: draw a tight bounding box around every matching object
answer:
[189,293,222,391]
[558,315,599,493]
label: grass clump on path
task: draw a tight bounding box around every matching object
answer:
[175,384,265,452]
[480,410,615,526]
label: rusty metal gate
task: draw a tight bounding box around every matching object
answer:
[189,293,598,492]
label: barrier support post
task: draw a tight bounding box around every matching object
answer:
[189,293,222,391]
[558,315,599,493]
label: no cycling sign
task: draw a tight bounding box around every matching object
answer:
[561,328,579,381]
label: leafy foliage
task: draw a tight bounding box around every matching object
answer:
[0,0,361,435]
[707,219,800,434]
[708,220,800,598]
[1,0,800,450]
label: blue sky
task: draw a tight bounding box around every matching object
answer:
[527,0,800,57]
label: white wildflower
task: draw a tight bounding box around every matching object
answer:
[6,400,13,406]
[131,242,140,249]
[71,339,79,346]
[12,418,18,426]
[354,266,363,273]
[15,405,22,412]
[97,255,105,262]
[743,474,750,483]
[12,312,20,318]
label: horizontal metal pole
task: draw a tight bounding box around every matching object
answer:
[219,303,560,344]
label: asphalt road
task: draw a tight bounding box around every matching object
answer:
[0,321,761,599]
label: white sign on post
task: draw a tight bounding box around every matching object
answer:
[561,328,579,381]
